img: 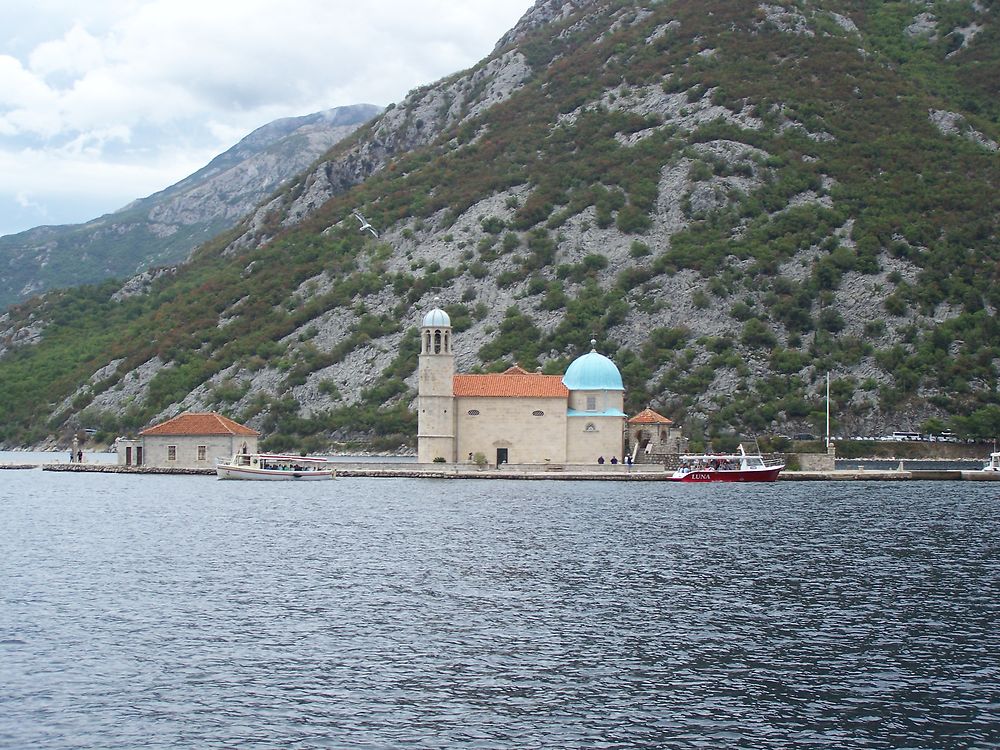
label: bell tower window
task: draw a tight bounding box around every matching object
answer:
[434,330,442,354]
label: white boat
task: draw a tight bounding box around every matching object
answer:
[982,452,1000,471]
[216,452,336,480]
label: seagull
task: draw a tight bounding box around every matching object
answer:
[352,211,379,238]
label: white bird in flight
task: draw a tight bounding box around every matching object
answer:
[352,211,379,238]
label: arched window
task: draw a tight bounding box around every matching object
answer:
[434,330,441,354]
[585,423,597,432]
[444,331,450,352]
[424,331,431,352]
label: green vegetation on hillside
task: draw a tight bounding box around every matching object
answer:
[1,0,998,449]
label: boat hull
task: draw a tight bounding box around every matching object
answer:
[216,465,335,480]
[670,467,783,482]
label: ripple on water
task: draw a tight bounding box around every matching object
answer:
[0,473,998,748]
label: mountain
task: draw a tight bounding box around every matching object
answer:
[0,104,382,309]
[0,0,998,452]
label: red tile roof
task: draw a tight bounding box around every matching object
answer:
[140,412,260,437]
[503,364,532,375]
[628,407,673,425]
[454,372,568,398]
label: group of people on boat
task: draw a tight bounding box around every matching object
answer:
[679,457,739,472]
[260,460,318,472]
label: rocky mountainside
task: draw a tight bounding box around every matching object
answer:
[0,0,998,452]
[0,104,381,309]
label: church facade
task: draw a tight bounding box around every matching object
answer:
[417,304,627,465]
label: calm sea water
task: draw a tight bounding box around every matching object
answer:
[1,469,997,749]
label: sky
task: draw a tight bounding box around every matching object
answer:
[0,0,534,237]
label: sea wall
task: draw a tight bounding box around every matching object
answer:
[795,452,836,471]
[13,461,1000,481]
[43,464,215,475]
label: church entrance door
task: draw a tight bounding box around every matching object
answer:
[496,448,508,466]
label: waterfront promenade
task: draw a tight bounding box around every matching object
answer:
[3,461,998,481]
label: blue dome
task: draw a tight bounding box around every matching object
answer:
[562,346,624,391]
[422,307,451,327]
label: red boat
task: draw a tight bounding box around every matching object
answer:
[669,446,784,482]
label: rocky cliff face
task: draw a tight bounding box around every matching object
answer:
[1,0,998,450]
[493,0,601,48]
[228,52,534,254]
[0,104,381,309]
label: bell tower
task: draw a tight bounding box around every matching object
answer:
[417,299,456,463]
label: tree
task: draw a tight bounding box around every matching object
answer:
[920,417,948,435]
[741,318,777,348]
[954,405,1000,441]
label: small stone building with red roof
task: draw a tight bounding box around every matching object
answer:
[117,411,259,468]
[627,407,686,458]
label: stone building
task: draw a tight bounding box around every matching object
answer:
[627,407,687,460]
[417,303,626,465]
[117,412,259,468]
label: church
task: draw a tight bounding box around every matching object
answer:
[417,303,627,465]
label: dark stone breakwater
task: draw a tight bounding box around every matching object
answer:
[40,463,215,475]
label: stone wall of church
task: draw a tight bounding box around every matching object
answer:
[455,396,567,465]
[418,430,456,463]
[566,416,625,464]
[417,343,456,463]
[567,389,623,413]
[418,352,453,394]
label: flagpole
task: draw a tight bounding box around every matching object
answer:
[826,372,830,448]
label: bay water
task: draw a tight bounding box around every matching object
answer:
[1,466,997,748]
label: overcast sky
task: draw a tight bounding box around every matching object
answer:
[0,0,534,237]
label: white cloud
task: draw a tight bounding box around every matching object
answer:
[0,55,55,110]
[0,142,216,233]
[15,191,44,211]
[29,24,105,78]
[0,0,534,236]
